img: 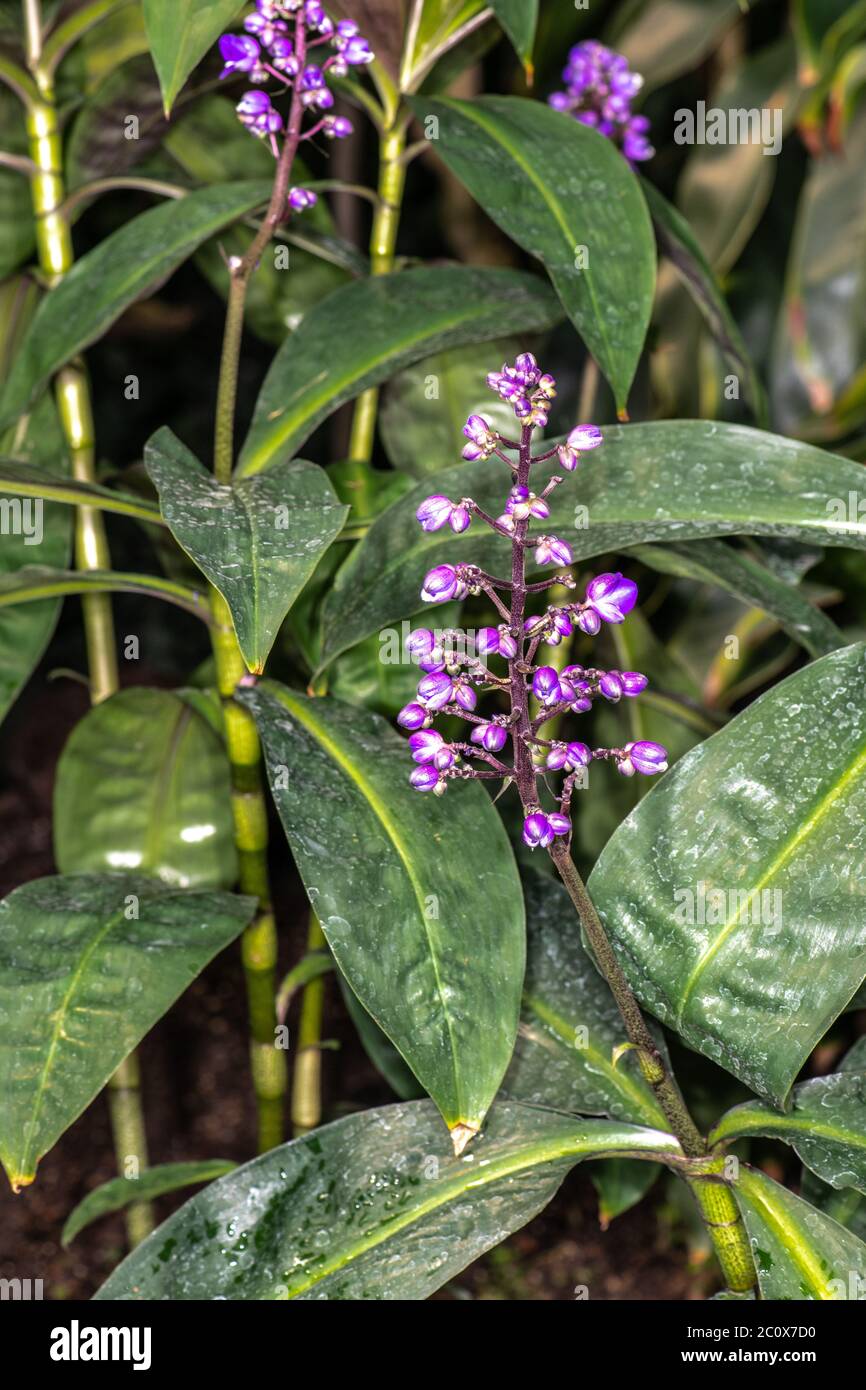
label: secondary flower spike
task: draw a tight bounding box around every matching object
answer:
[219,1,374,199]
[549,40,654,164]
[395,351,668,838]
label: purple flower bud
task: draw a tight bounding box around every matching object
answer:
[469,628,495,658]
[585,572,638,624]
[342,34,374,64]
[620,670,648,697]
[523,812,554,849]
[566,741,592,769]
[397,702,427,730]
[450,504,471,533]
[244,13,287,46]
[498,628,519,658]
[599,671,624,702]
[548,812,571,837]
[269,37,299,75]
[417,672,453,710]
[535,535,573,567]
[407,627,435,657]
[568,423,603,451]
[532,667,562,706]
[410,765,441,792]
[323,114,353,139]
[461,413,497,461]
[575,606,602,636]
[471,722,508,753]
[416,495,455,532]
[421,564,459,603]
[546,745,569,770]
[219,34,261,79]
[237,89,283,136]
[453,680,477,712]
[288,186,318,212]
[409,730,445,763]
[625,740,668,775]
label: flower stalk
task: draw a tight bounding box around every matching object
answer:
[21,0,152,1245]
[396,350,756,1291]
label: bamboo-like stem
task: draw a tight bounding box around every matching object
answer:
[347,118,407,462]
[686,1158,758,1294]
[22,0,152,1244]
[291,913,327,1136]
[206,14,313,1152]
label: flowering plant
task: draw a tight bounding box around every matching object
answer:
[0,0,865,1318]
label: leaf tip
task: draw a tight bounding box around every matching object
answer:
[616,406,631,423]
[450,1121,479,1157]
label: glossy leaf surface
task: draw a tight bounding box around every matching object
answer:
[62,1159,237,1246]
[146,428,347,671]
[0,875,255,1188]
[734,1165,866,1299]
[95,1100,679,1299]
[589,644,866,1106]
[238,681,525,1137]
[142,0,245,115]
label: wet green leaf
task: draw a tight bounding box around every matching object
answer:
[54,688,237,889]
[589,644,866,1107]
[0,875,255,1188]
[94,1100,679,1299]
[236,267,562,477]
[238,681,525,1139]
[734,1164,866,1299]
[145,428,348,673]
[407,95,655,412]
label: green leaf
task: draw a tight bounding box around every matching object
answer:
[337,973,425,1101]
[145,428,348,673]
[317,421,866,669]
[0,396,72,727]
[501,876,667,1128]
[0,875,255,1189]
[94,1099,680,1299]
[0,459,165,524]
[276,951,334,1022]
[488,0,537,67]
[53,688,238,890]
[0,565,211,622]
[406,96,655,413]
[734,1164,866,1299]
[142,0,245,115]
[588,643,866,1108]
[0,181,271,430]
[639,178,768,424]
[237,681,525,1142]
[591,1158,659,1228]
[236,267,562,477]
[62,1159,237,1246]
[711,1072,866,1194]
[614,0,743,92]
[634,538,845,660]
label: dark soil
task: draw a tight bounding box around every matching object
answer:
[0,664,704,1302]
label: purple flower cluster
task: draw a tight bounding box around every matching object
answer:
[396,352,668,852]
[549,40,653,164]
[219,1,373,210]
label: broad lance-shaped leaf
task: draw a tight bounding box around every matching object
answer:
[406,96,655,414]
[142,0,245,115]
[501,875,667,1129]
[145,428,348,672]
[62,1159,238,1246]
[318,420,866,669]
[799,1039,866,1240]
[0,566,210,621]
[0,875,255,1189]
[0,459,164,524]
[734,1165,866,1300]
[94,1100,680,1299]
[639,178,768,424]
[237,681,525,1146]
[588,643,866,1108]
[0,182,271,430]
[488,0,538,68]
[634,538,844,660]
[53,688,238,890]
[710,1072,866,1194]
[236,267,561,477]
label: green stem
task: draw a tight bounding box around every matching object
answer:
[210,591,286,1153]
[549,844,756,1291]
[291,913,327,1136]
[22,0,152,1245]
[347,119,407,462]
